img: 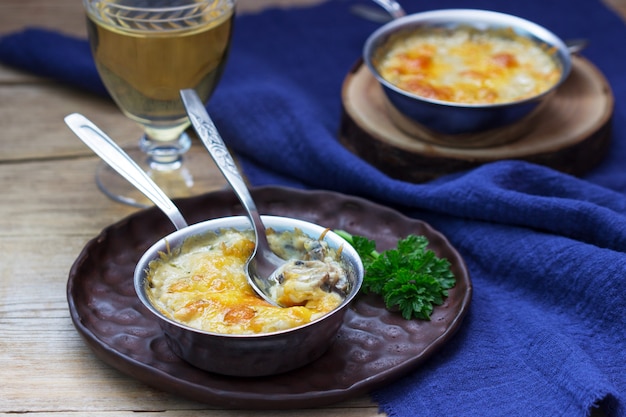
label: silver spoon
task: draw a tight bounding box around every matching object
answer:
[64,113,188,231]
[564,38,589,54]
[367,0,406,19]
[349,0,405,23]
[180,88,285,307]
[350,4,395,23]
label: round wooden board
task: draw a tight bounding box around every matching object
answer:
[339,56,614,183]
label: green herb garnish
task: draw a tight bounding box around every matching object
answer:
[335,230,456,320]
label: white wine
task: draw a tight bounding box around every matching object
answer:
[86,1,234,141]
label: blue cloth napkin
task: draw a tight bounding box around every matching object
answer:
[3,0,626,416]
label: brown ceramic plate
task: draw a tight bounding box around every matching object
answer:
[67,186,471,409]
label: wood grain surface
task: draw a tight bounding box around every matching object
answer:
[1,1,623,416]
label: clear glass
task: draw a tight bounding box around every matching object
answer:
[83,0,235,207]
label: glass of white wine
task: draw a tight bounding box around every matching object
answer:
[83,0,235,207]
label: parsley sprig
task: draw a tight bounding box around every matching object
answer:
[335,230,456,320]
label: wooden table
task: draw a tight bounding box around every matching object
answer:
[1,1,624,416]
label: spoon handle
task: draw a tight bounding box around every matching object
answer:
[180,89,267,237]
[64,113,188,230]
[370,0,406,19]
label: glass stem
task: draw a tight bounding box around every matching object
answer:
[139,131,191,171]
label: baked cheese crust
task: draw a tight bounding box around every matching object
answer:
[375,27,562,105]
[146,228,347,335]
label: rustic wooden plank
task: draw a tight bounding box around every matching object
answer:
[0,0,87,37]
[0,84,139,161]
[0,316,377,417]
[0,156,228,235]
[0,308,376,413]
[0,311,376,413]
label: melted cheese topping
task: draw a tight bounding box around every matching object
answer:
[375,27,562,104]
[146,228,346,335]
